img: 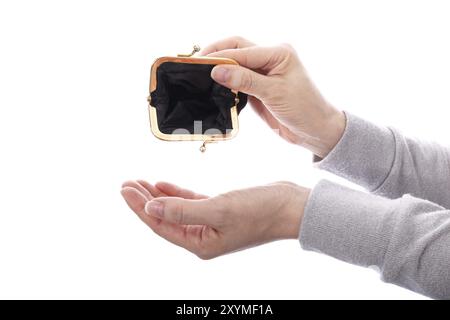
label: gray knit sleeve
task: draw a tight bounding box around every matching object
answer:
[300,180,450,299]
[315,112,450,208]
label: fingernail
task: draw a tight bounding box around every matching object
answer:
[145,201,164,218]
[211,66,230,83]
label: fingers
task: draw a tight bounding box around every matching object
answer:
[155,181,208,200]
[207,46,289,71]
[121,186,153,220]
[208,46,291,98]
[199,36,255,56]
[145,197,218,226]
[120,186,201,253]
[121,180,207,200]
[211,64,273,98]
[121,181,215,226]
[136,179,167,197]
[122,180,153,200]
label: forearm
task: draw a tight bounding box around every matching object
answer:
[315,112,450,208]
[300,180,450,299]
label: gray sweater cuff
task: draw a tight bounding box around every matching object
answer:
[314,112,396,192]
[299,180,396,268]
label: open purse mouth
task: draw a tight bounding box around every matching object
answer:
[147,53,247,144]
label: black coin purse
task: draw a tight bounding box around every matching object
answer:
[147,46,248,152]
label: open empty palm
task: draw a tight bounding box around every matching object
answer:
[121,180,308,259]
[121,180,219,258]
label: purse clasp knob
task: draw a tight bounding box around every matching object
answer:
[178,45,201,58]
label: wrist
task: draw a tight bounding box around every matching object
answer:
[272,183,310,240]
[300,107,346,158]
[322,108,346,156]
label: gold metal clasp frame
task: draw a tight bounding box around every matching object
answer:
[147,45,240,153]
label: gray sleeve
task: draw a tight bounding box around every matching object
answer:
[299,180,450,299]
[315,112,450,208]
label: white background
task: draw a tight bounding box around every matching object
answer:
[1,0,449,299]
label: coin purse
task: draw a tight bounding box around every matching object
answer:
[147,46,248,152]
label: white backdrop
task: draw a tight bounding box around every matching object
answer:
[1,0,449,299]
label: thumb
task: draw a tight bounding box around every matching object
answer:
[145,197,218,226]
[211,65,271,99]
